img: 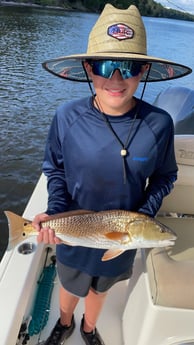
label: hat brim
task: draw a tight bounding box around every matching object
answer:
[42,53,192,82]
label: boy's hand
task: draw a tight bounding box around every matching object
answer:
[32,213,62,244]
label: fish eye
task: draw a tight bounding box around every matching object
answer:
[22,232,26,237]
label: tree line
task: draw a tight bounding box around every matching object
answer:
[71,0,194,21]
[3,0,194,21]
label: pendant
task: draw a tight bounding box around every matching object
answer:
[120,149,127,157]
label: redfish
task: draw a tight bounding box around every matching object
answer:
[4,209,176,261]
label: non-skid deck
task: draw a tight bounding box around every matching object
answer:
[28,274,129,345]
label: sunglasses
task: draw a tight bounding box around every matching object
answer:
[88,60,145,80]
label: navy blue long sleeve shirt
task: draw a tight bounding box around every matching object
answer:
[43,96,177,276]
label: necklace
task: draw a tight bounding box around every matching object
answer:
[94,97,141,184]
[100,105,138,157]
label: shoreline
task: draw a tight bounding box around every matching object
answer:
[1,1,194,20]
[0,1,90,12]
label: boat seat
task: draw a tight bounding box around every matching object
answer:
[159,158,194,215]
[146,217,194,309]
[123,211,194,344]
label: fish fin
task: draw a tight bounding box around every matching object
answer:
[101,249,125,261]
[4,211,29,250]
[105,232,130,243]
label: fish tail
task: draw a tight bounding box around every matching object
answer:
[4,211,26,250]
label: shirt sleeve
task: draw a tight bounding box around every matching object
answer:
[42,114,71,215]
[138,122,178,217]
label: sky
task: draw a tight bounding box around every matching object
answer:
[155,0,194,14]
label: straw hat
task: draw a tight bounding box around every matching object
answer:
[42,4,192,82]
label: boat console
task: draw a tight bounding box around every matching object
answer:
[123,86,194,345]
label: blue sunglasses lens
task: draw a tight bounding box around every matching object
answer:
[91,60,143,79]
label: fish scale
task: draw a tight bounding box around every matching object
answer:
[43,211,137,236]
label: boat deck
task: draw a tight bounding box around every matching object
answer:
[0,239,130,345]
[31,276,128,345]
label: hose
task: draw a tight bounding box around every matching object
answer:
[28,252,56,336]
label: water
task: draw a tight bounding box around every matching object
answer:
[0,6,193,259]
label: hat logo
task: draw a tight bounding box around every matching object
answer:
[107,23,134,40]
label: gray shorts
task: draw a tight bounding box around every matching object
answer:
[57,260,132,297]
